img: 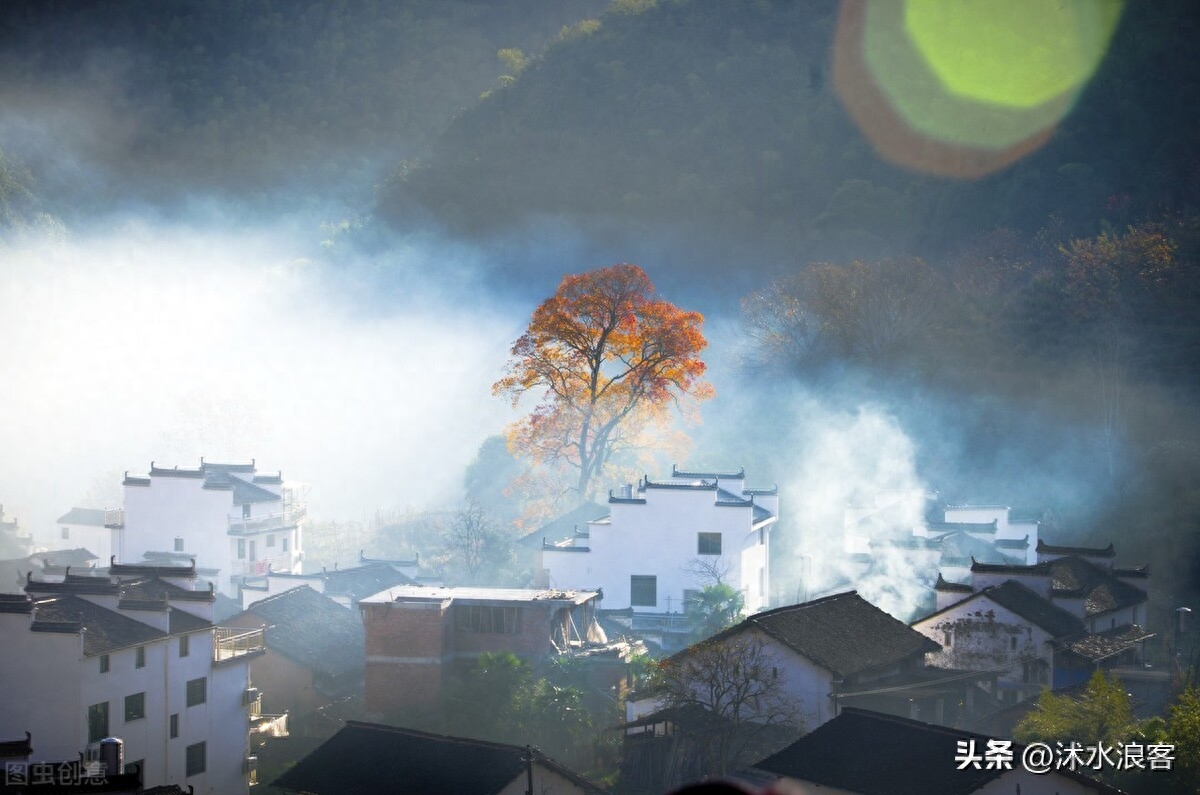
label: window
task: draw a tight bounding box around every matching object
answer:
[87,702,109,744]
[135,646,145,668]
[683,589,700,613]
[180,634,190,658]
[237,539,245,560]
[169,713,179,739]
[1010,636,1017,651]
[697,532,722,555]
[266,534,275,548]
[185,742,206,777]
[174,537,184,552]
[631,575,657,607]
[186,677,206,707]
[124,692,145,722]
[99,655,110,674]
[61,526,70,539]
[944,630,954,647]
[282,536,289,552]
[249,540,256,560]
[455,605,520,634]
[242,503,252,519]
[124,760,143,778]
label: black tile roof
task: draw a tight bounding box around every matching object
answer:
[1054,624,1156,663]
[109,559,196,579]
[983,580,1085,638]
[0,732,31,759]
[1047,556,1147,616]
[933,574,973,593]
[268,563,414,602]
[272,721,605,795]
[671,465,745,479]
[969,559,1053,576]
[1037,539,1116,558]
[31,595,165,656]
[55,508,106,526]
[753,708,1124,795]
[228,476,280,505]
[709,592,939,679]
[118,577,215,604]
[520,502,608,547]
[38,549,101,568]
[233,585,365,678]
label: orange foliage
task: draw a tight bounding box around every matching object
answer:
[494,264,712,501]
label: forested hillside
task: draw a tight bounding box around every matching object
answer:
[381,0,1200,265]
[0,0,607,207]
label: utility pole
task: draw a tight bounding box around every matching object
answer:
[524,745,534,795]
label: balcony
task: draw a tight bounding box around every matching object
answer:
[230,552,301,577]
[214,626,266,663]
[103,508,124,529]
[228,504,307,537]
[251,711,289,740]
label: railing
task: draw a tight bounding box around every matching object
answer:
[251,712,288,739]
[214,627,266,662]
[228,504,307,536]
[631,612,692,632]
[103,508,124,528]
[230,552,300,577]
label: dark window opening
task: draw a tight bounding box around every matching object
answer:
[124,692,145,722]
[186,677,206,707]
[87,702,109,744]
[631,575,657,607]
[135,646,145,669]
[185,742,205,777]
[455,605,521,634]
[697,532,722,556]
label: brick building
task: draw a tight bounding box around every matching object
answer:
[358,586,603,716]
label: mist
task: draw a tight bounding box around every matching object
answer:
[0,214,524,542]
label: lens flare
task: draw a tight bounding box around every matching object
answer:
[833,0,1124,177]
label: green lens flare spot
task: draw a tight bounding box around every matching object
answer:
[904,0,1123,109]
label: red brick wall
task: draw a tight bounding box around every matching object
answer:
[361,601,448,714]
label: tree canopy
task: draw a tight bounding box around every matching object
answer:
[494,263,711,501]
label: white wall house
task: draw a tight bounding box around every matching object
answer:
[912,541,1153,699]
[0,561,275,794]
[626,592,943,735]
[112,460,305,597]
[540,466,777,620]
[54,507,120,564]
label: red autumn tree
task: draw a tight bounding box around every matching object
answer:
[494,264,712,502]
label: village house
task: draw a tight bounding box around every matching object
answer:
[627,592,956,734]
[54,508,119,565]
[0,504,33,560]
[107,459,305,597]
[359,585,629,717]
[539,466,776,645]
[746,707,1124,795]
[272,721,606,795]
[239,556,419,610]
[912,540,1153,705]
[221,585,366,719]
[0,560,277,793]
